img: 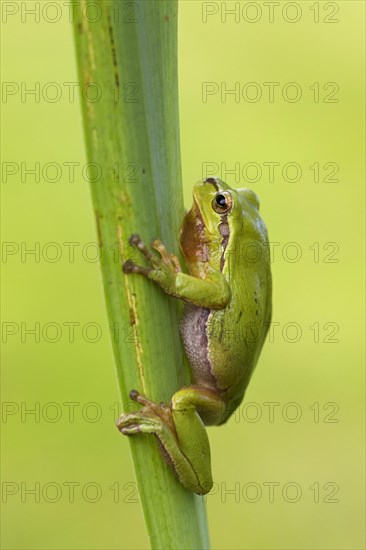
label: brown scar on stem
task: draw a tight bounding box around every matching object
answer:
[118,225,146,392]
[129,307,135,325]
[107,11,119,86]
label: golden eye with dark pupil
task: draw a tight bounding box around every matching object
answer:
[212,192,232,213]
[216,194,226,207]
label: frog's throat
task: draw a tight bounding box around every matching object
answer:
[179,199,209,268]
[180,197,231,274]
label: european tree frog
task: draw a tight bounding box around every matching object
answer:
[117,177,272,495]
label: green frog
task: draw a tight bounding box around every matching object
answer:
[117,177,272,495]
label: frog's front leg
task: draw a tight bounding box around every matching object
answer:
[117,387,225,495]
[123,234,230,309]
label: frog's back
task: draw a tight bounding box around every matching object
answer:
[215,218,272,418]
[210,260,272,423]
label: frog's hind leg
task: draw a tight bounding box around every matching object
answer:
[169,385,225,492]
[172,385,226,426]
[117,387,225,495]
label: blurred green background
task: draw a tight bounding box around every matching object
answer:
[1,1,365,549]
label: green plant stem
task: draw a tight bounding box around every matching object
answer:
[73,1,210,548]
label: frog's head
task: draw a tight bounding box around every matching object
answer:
[179,177,264,274]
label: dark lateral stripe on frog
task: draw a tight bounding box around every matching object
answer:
[219,213,230,272]
[204,178,231,271]
[204,177,220,191]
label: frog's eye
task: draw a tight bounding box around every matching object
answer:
[212,191,233,214]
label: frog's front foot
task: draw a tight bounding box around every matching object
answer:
[122,234,182,294]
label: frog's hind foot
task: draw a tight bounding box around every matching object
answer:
[116,408,164,436]
[117,390,176,436]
